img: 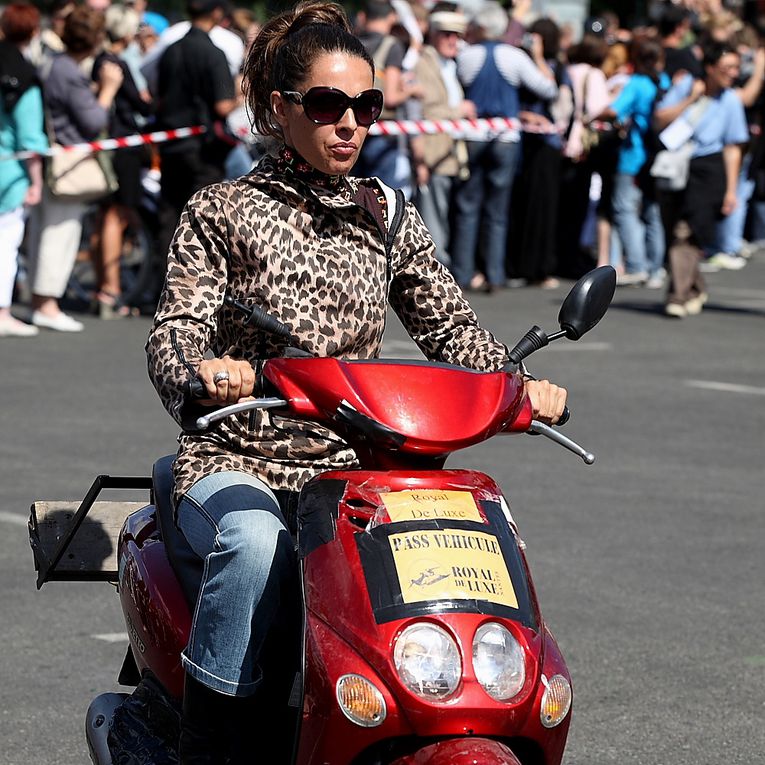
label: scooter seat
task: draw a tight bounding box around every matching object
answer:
[152,455,203,609]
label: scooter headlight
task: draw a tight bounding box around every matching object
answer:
[472,622,526,701]
[393,623,461,701]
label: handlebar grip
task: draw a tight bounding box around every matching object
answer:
[558,406,570,427]
[187,377,207,400]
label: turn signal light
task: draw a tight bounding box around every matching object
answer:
[336,674,387,727]
[540,674,572,728]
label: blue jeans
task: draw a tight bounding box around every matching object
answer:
[612,173,665,276]
[716,153,754,254]
[176,471,296,696]
[414,174,455,266]
[450,139,521,287]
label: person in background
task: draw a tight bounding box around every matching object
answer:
[407,8,473,266]
[118,0,166,96]
[136,19,159,57]
[154,0,237,275]
[659,3,702,80]
[451,0,556,293]
[0,2,48,337]
[354,0,423,189]
[654,41,748,318]
[501,0,529,48]
[709,24,765,270]
[25,5,124,333]
[223,7,263,179]
[603,39,631,97]
[511,17,570,289]
[557,33,612,278]
[229,6,260,48]
[26,0,74,72]
[595,37,670,287]
[90,2,154,318]
[139,0,244,96]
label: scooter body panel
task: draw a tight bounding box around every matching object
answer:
[296,469,571,765]
[118,505,190,700]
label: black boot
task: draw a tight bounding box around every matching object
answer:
[179,674,232,765]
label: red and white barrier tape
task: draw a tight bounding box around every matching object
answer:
[369,116,525,137]
[1,117,616,162]
[1,125,207,161]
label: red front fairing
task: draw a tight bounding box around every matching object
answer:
[296,470,571,765]
[264,358,532,463]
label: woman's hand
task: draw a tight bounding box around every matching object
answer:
[196,355,257,405]
[524,379,568,425]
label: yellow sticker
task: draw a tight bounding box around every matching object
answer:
[381,490,482,523]
[388,528,518,609]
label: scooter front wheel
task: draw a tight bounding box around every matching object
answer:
[390,738,522,765]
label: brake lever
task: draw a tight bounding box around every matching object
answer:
[528,420,595,464]
[196,397,288,431]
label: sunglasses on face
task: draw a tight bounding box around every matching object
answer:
[281,87,384,127]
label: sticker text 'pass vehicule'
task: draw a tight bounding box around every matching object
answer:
[388,527,519,609]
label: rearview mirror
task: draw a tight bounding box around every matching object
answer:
[558,266,616,341]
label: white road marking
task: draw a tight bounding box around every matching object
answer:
[547,341,612,352]
[92,632,129,643]
[0,511,27,527]
[685,380,765,396]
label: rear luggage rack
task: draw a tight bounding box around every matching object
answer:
[29,474,152,588]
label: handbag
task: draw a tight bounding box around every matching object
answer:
[649,141,695,191]
[46,144,118,202]
[649,96,711,192]
[43,86,118,203]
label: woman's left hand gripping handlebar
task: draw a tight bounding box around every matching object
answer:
[196,355,257,406]
[524,379,568,425]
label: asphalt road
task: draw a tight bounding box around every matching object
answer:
[1,254,764,764]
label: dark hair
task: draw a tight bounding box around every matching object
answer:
[631,36,664,78]
[529,17,560,59]
[567,33,608,67]
[658,4,690,38]
[363,0,395,22]
[186,0,228,21]
[61,5,105,55]
[0,2,40,44]
[244,1,374,139]
[702,40,737,68]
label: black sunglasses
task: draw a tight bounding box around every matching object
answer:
[281,87,384,127]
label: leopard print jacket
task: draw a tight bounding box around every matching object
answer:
[146,150,510,500]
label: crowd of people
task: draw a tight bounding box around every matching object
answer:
[0,0,763,338]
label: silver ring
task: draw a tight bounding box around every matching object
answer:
[213,370,230,384]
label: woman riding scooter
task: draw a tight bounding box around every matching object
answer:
[145,2,568,761]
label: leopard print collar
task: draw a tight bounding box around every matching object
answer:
[276,144,347,192]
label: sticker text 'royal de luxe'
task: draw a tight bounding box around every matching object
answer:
[380,490,482,523]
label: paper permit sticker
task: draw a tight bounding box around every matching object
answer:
[380,490,482,523]
[388,527,519,608]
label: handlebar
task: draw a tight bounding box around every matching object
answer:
[188,392,593,465]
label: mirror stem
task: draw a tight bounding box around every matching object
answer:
[547,330,567,342]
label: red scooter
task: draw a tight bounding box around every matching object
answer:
[29,267,615,765]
